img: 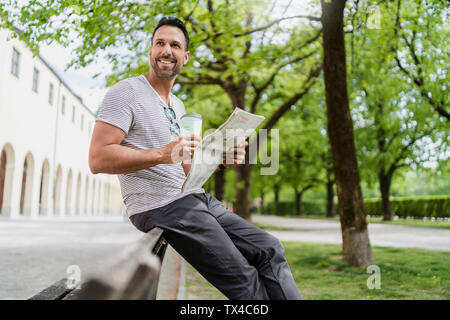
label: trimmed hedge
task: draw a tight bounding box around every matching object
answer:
[265,200,326,217]
[364,195,450,218]
[264,195,450,218]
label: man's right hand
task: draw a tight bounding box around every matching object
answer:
[161,134,202,164]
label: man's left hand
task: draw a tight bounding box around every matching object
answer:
[223,141,248,168]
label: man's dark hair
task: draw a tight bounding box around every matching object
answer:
[152,16,190,51]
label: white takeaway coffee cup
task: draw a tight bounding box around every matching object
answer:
[180,113,203,137]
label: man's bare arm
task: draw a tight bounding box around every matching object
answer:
[89,121,165,174]
[181,160,192,176]
[89,121,200,175]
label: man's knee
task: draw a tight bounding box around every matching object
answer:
[264,233,285,259]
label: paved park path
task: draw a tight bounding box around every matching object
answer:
[252,215,450,252]
[0,217,182,300]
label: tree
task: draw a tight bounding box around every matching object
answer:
[349,0,449,220]
[275,101,328,216]
[322,146,336,218]
[321,0,374,267]
[391,0,449,120]
[293,78,336,218]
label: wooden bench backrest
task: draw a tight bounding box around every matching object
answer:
[29,228,167,300]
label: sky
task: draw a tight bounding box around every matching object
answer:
[39,43,111,114]
[37,0,316,114]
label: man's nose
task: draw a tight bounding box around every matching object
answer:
[161,43,172,56]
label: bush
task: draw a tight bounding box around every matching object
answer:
[365,195,450,218]
[264,195,450,218]
[265,200,326,216]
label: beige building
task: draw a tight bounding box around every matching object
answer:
[0,28,124,218]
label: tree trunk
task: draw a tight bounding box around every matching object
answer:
[295,191,303,216]
[321,0,374,267]
[225,82,254,221]
[214,169,225,202]
[260,190,265,215]
[326,179,336,218]
[272,182,280,215]
[235,163,252,220]
[204,181,212,194]
[379,169,394,221]
[274,183,280,206]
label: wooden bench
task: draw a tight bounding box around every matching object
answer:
[29,227,168,300]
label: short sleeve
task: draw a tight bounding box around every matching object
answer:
[97,80,135,135]
[171,94,186,119]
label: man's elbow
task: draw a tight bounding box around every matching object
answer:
[88,153,101,174]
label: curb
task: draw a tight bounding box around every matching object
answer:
[176,258,186,300]
[156,244,185,300]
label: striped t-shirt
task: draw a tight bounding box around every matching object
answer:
[97,75,204,217]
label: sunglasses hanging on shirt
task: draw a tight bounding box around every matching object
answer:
[164,105,180,138]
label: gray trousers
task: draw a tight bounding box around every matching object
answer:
[129,193,302,300]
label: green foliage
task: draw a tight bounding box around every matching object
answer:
[250,80,333,205]
[343,0,450,216]
[266,195,450,218]
[349,0,449,185]
[365,195,450,219]
[265,199,326,216]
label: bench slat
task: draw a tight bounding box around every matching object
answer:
[28,227,167,300]
[29,278,72,300]
[73,227,166,300]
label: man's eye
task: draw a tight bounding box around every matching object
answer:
[172,43,180,48]
[157,41,164,46]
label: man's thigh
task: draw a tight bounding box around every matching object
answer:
[204,194,284,267]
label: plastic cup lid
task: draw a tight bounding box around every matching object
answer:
[181,113,202,120]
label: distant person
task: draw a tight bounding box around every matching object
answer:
[88,16,301,300]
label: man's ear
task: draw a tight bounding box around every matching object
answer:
[183,51,190,66]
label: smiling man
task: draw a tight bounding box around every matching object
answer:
[88,16,301,300]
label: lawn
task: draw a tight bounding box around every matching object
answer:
[184,242,450,300]
[367,217,450,229]
[254,214,450,229]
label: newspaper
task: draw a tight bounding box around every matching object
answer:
[181,107,265,193]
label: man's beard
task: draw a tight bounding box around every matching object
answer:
[150,55,182,79]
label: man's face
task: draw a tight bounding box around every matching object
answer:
[150,25,189,79]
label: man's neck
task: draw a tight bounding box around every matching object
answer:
[145,70,175,105]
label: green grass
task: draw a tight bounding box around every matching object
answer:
[184,242,450,300]
[184,261,227,300]
[254,213,450,229]
[252,222,304,232]
[367,217,450,229]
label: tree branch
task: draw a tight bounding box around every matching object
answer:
[205,14,321,41]
[250,49,318,113]
[394,56,450,120]
[177,71,224,87]
[247,63,323,162]
[249,28,321,112]
[391,5,449,121]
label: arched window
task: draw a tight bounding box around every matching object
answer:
[19,153,34,215]
[38,159,50,216]
[0,149,6,213]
